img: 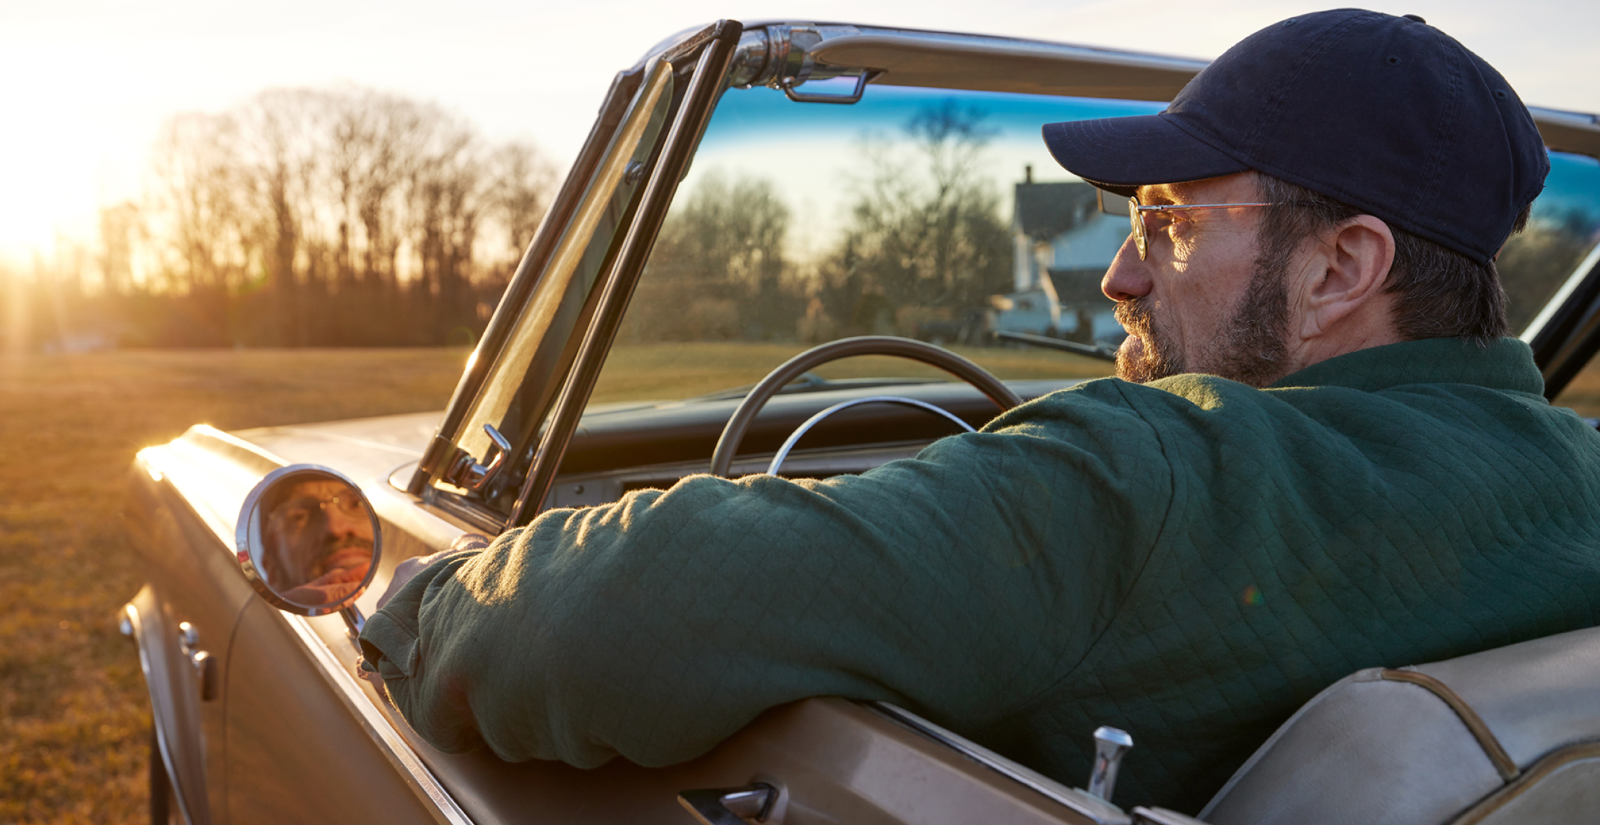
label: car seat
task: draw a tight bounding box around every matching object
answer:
[1194,625,1600,825]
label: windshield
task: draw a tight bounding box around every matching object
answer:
[592,84,1149,404]
[596,81,1600,408]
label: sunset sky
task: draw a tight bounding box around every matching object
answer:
[4,0,1596,271]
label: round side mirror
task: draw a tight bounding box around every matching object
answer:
[236,464,381,616]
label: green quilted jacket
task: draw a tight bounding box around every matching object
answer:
[361,337,1600,813]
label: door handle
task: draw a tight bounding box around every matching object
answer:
[177,621,218,702]
[678,783,777,825]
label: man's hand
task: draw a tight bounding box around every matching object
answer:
[371,532,492,611]
[358,532,492,692]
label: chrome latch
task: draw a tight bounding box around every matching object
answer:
[678,782,778,825]
[442,424,513,493]
[177,621,218,702]
[1087,726,1133,802]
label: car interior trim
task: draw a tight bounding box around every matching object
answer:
[543,441,929,509]
[870,702,1133,825]
[1128,807,1209,825]
[282,611,477,825]
[1379,668,1521,781]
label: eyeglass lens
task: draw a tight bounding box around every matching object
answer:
[1096,191,1145,260]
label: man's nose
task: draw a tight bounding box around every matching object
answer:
[1102,236,1152,302]
[326,507,366,536]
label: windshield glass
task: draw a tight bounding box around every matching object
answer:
[593,84,1149,403]
[596,81,1600,408]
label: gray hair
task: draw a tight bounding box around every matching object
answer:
[1253,174,1529,344]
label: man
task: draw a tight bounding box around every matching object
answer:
[359,10,1600,813]
[261,477,374,606]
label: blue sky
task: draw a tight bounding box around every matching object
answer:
[4,0,1597,267]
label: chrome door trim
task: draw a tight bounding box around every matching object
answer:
[870,702,1132,825]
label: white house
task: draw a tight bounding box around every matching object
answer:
[1002,169,1124,342]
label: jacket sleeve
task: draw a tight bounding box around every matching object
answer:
[358,380,1174,767]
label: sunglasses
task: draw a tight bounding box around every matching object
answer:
[1096,190,1293,260]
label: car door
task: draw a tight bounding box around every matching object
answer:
[128,429,288,825]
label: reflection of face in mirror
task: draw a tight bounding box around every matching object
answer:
[262,478,374,606]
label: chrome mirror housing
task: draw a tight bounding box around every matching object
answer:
[236,465,381,625]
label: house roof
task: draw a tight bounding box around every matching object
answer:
[1013,181,1099,240]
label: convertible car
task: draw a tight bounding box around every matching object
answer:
[122,19,1600,825]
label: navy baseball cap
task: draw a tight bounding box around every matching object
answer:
[1042,9,1549,264]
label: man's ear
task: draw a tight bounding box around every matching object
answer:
[1295,215,1395,340]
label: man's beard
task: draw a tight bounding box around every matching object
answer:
[1113,257,1291,388]
[310,533,374,579]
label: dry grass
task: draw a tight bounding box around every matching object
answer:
[0,349,469,824]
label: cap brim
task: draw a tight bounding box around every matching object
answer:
[1042,113,1249,195]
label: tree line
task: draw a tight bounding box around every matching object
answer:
[7,86,555,351]
[626,99,1013,347]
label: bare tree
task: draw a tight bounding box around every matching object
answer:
[128,85,556,347]
[484,140,558,279]
[632,170,796,341]
[815,99,1011,336]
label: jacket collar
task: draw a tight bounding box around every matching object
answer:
[1266,337,1545,396]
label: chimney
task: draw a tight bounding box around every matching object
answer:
[1025,164,1033,184]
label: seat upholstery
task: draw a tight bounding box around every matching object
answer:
[1197,625,1600,825]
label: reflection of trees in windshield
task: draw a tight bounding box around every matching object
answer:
[632,100,1011,347]
[626,171,802,342]
[809,100,1011,342]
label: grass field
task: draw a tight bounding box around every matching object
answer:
[4,343,1598,823]
[0,349,470,824]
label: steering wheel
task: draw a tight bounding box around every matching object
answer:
[709,336,1023,477]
